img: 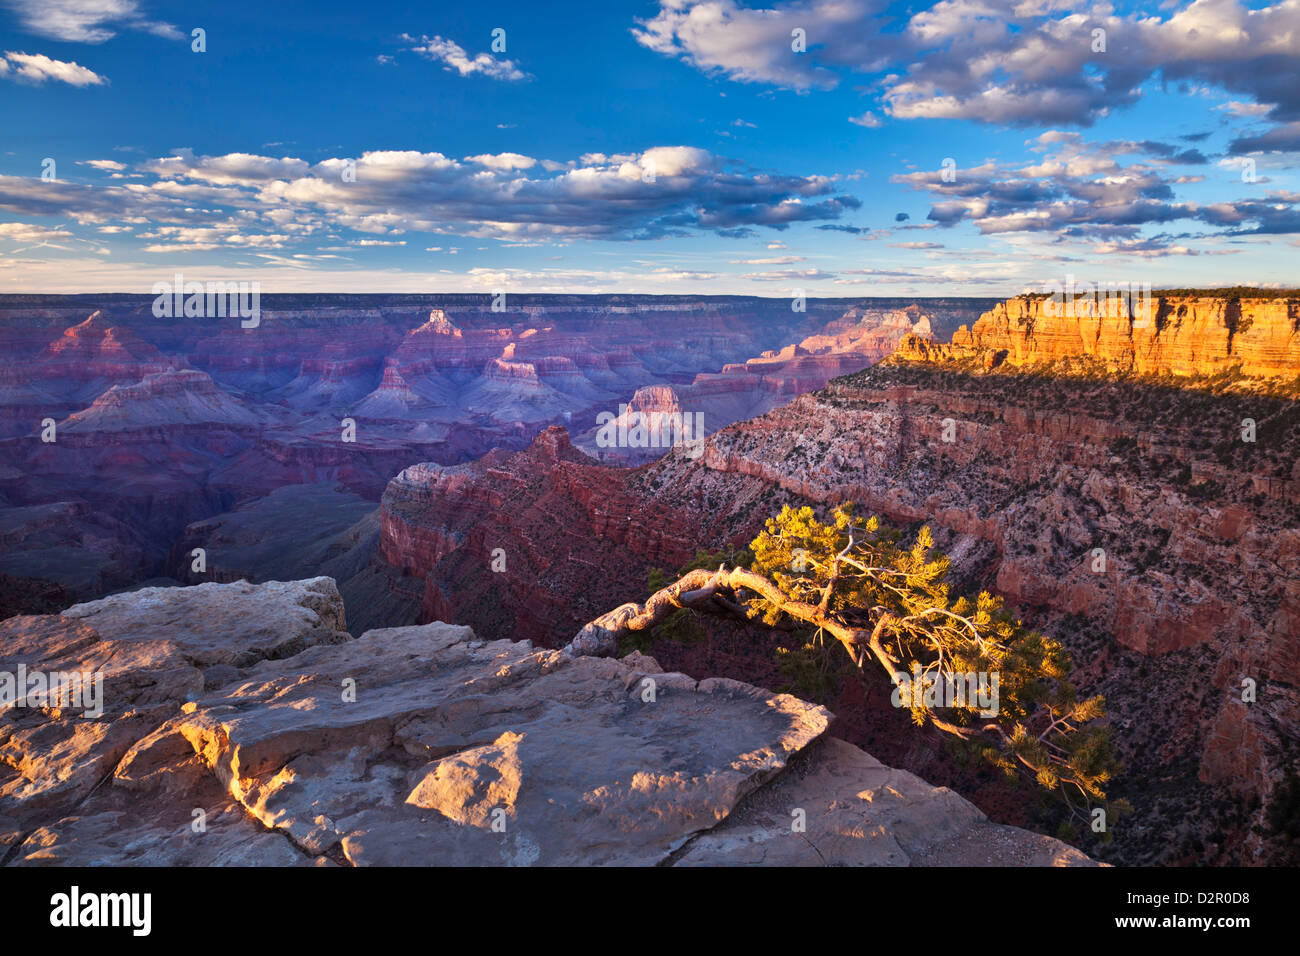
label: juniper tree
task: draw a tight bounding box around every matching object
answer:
[570,503,1120,822]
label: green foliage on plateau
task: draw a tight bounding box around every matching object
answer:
[1015,287,1300,301]
[1151,287,1300,299]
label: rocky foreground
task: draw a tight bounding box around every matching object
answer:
[0,577,1092,867]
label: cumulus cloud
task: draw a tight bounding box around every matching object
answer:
[0,144,862,250]
[890,130,1300,249]
[142,149,312,184]
[0,0,181,43]
[631,0,889,89]
[636,0,1300,127]
[0,51,106,85]
[136,223,296,253]
[404,34,529,81]
[464,153,537,170]
[0,221,74,242]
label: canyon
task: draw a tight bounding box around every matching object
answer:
[0,295,975,604]
[1,289,1295,868]
[373,291,1300,867]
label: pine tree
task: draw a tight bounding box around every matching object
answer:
[570,503,1122,822]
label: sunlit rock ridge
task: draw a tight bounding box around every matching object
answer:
[896,292,1300,383]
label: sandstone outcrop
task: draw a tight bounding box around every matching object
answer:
[0,578,1090,866]
[675,737,1093,867]
[0,578,350,855]
[895,293,1300,382]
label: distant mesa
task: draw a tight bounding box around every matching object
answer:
[60,369,263,433]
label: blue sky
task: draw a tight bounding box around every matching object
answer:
[0,0,1297,294]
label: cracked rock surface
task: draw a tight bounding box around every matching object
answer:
[2,578,1094,866]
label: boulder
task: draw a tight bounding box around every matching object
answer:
[674,737,1098,866]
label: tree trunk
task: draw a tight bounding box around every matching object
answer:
[564,564,876,663]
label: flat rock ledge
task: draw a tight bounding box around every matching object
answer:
[0,578,1097,866]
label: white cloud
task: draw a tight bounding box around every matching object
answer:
[0,0,181,43]
[848,111,882,128]
[0,221,73,241]
[742,267,838,280]
[888,131,1300,246]
[633,0,877,90]
[637,0,1300,126]
[0,144,861,246]
[465,153,537,171]
[1215,100,1272,117]
[0,51,106,86]
[143,149,312,185]
[404,34,529,81]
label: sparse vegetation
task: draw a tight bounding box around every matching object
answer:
[599,504,1124,824]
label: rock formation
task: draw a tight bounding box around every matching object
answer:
[896,292,1300,382]
[0,578,1092,866]
[0,296,973,597]
[375,292,1300,866]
